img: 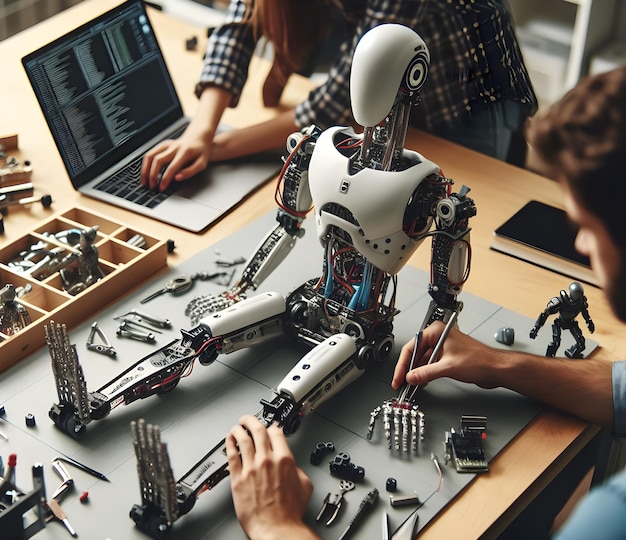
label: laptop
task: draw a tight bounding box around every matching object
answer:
[22,0,280,233]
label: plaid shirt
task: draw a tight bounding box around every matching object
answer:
[197,0,537,131]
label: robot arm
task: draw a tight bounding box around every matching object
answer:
[581,299,595,333]
[421,185,476,328]
[130,333,362,537]
[530,311,547,339]
[530,296,561,339]
[582,308,596,334]
[236,127,318,289]
[185,127,318,325]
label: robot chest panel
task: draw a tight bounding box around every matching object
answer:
[560,304,581,320]
[309,137,427,240]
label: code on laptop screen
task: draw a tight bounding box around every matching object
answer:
[22,1,181,183]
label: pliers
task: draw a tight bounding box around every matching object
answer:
[316,479,355,525]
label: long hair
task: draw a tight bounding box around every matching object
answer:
[526,66,626,248]
[244,0,347,84]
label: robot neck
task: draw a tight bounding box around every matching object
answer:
[356,93,414,172]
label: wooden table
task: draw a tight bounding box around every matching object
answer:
[1,1,624,538]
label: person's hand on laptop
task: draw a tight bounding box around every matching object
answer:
[141,86,232,192]
[141,119,214,192]
[141,85,299,192]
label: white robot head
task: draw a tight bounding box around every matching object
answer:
[350,24,430,127]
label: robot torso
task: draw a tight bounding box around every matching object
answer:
[308,126,440,275]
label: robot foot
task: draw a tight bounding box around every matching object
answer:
[130,503,172,539]
[565,346,584,359]
[545,343,559,357]
[48,402,87,439]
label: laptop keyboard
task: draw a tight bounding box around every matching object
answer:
[93,157,173,208]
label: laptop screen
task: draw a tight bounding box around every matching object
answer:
[22,0,183,187]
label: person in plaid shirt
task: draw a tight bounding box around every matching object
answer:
[142,0,537,191]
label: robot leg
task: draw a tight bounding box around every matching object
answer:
[130,334,362,537]
[194,291,287,364]
[565,322,586,359]
[546,322,562,357]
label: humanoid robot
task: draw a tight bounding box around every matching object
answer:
[58,226,104,295]
[34,226,104,295]
[530,281,595,358]
[45,24,475,535]
[0,284,31,336]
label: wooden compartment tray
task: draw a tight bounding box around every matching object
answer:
[0,207,168,372]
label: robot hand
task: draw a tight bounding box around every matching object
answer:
[185,129,316,326]
[530,326,539,340]
[185,287,243,326]
[587,319,595,334]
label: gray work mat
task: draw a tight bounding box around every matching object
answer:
[0,211,597,539]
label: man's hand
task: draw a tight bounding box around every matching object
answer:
[392,323,503,391]
[225,415,319,540]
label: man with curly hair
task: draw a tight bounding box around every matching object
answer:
[393,65,626,539]
[225,65,626,539]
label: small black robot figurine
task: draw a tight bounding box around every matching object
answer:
[530,281,595,358]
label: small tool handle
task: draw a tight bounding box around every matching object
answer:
[49,498,78,537]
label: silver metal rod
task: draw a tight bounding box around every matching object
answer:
[406,310,459,403]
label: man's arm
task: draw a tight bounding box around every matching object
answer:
[393,323,614,429]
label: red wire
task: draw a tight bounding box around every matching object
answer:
[274,135,312,218]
